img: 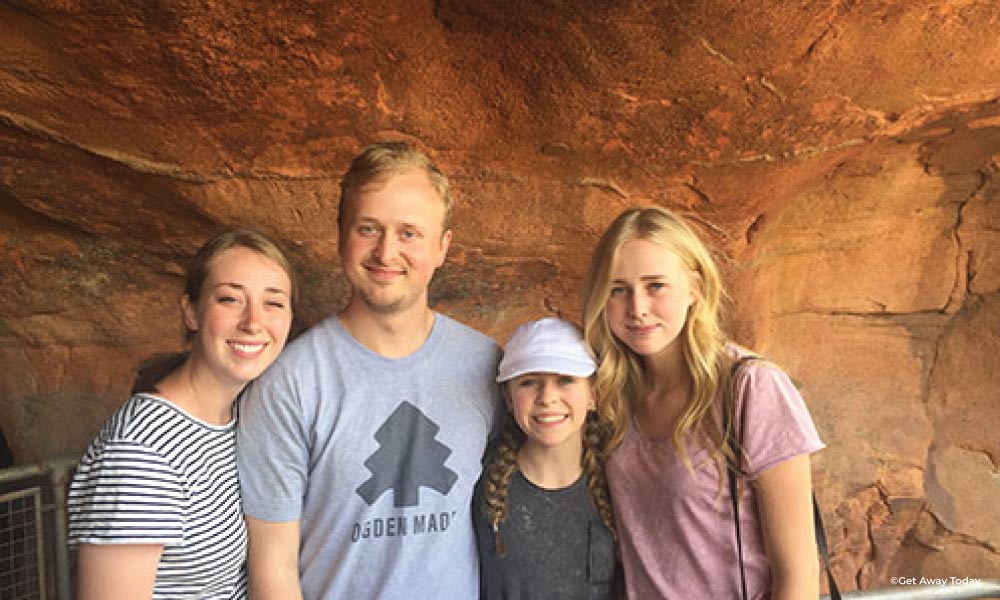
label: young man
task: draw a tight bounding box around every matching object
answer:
[237,142,501,599]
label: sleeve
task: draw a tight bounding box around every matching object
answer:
[737,361,825,479]
[236,365,311,522]
[471,475,503,600]
[486,342,505,443]
[68,440,185,546]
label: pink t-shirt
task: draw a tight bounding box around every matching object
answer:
[606,348,824,600]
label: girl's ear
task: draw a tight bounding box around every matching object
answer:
[182,294,198,333]
[686,269,702,306]
[586,375,598,411]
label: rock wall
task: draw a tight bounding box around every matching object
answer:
[2,0,999,590]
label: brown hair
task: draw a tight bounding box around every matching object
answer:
[132,229,297,394]
[480,408,617,556]
[337,141,453,234]
[181,229,298,342]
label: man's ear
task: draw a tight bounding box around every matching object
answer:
[182,294,198,333]
[436,229,453,268]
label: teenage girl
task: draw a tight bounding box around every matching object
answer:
[473,317,618,600]
[68,230,296,599]
[581,206,825,600]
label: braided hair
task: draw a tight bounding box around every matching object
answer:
[581,411,616,540]
[480,403,617,556]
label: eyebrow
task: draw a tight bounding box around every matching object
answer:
[356,216,423,229]
[214,282,290,296]
[612,275,668,283]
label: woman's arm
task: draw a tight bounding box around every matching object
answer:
[76,543,163,600]
[754,454,820,600]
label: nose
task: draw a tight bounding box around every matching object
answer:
[239,300,262,332]
[537,380,559,405]
[628,290,647,317]
[374,232,397,263]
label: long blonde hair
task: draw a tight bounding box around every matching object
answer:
[581,206,730,475]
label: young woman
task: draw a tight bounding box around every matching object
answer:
[474,317,618,599]
[582,207,825,600]
[68,230,296,599]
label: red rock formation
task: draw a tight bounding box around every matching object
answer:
[2,0,999,590]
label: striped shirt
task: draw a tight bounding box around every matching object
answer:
[68,394,247,599]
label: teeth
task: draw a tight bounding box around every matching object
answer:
[535,415,567,423]
[232,342,265,353]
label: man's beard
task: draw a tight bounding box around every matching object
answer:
[356,287,420,315]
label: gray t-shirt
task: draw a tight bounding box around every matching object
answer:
[237,313,501,600]
[473,470,618,600]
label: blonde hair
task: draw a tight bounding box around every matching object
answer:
[337,141,453,233]
[480,390,616,555]
[581,206,731,476]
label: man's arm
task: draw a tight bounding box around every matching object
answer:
[237,369,311,599]
[246,517,303,600]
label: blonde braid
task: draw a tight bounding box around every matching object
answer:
[581,411,617,541]
[480,414,524,556]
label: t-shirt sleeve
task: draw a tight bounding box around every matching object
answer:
[68,440,185,546]
[737,361,825,479]
[236,367,310,522]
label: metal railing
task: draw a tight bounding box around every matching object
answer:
[0,457,77,600]
[823,579,1000,599]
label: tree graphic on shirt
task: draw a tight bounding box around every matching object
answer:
[356,401,458,507]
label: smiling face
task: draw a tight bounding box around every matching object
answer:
[183,247,293,392]
[507,372,594,454]
[605,238,696,361]
[338,168,451,316]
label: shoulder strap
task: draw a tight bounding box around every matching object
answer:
[724,354,842,600]
[815,495,842,599]
[723,355,757,600]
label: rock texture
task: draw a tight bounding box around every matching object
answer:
[2,0,999,590]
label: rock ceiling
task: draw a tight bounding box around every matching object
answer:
[2,0,1000,588]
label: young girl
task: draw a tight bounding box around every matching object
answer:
[581,206,825,600]
[68,230,296,599]
[473,317,618,600]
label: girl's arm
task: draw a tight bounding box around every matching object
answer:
[754,453,820,600]
[76,543,162,600]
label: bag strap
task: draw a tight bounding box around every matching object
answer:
[723,355,756,600]
[815,495,842,600]
[724,355,842,600]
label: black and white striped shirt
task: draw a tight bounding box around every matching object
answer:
[69,394,247,599]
